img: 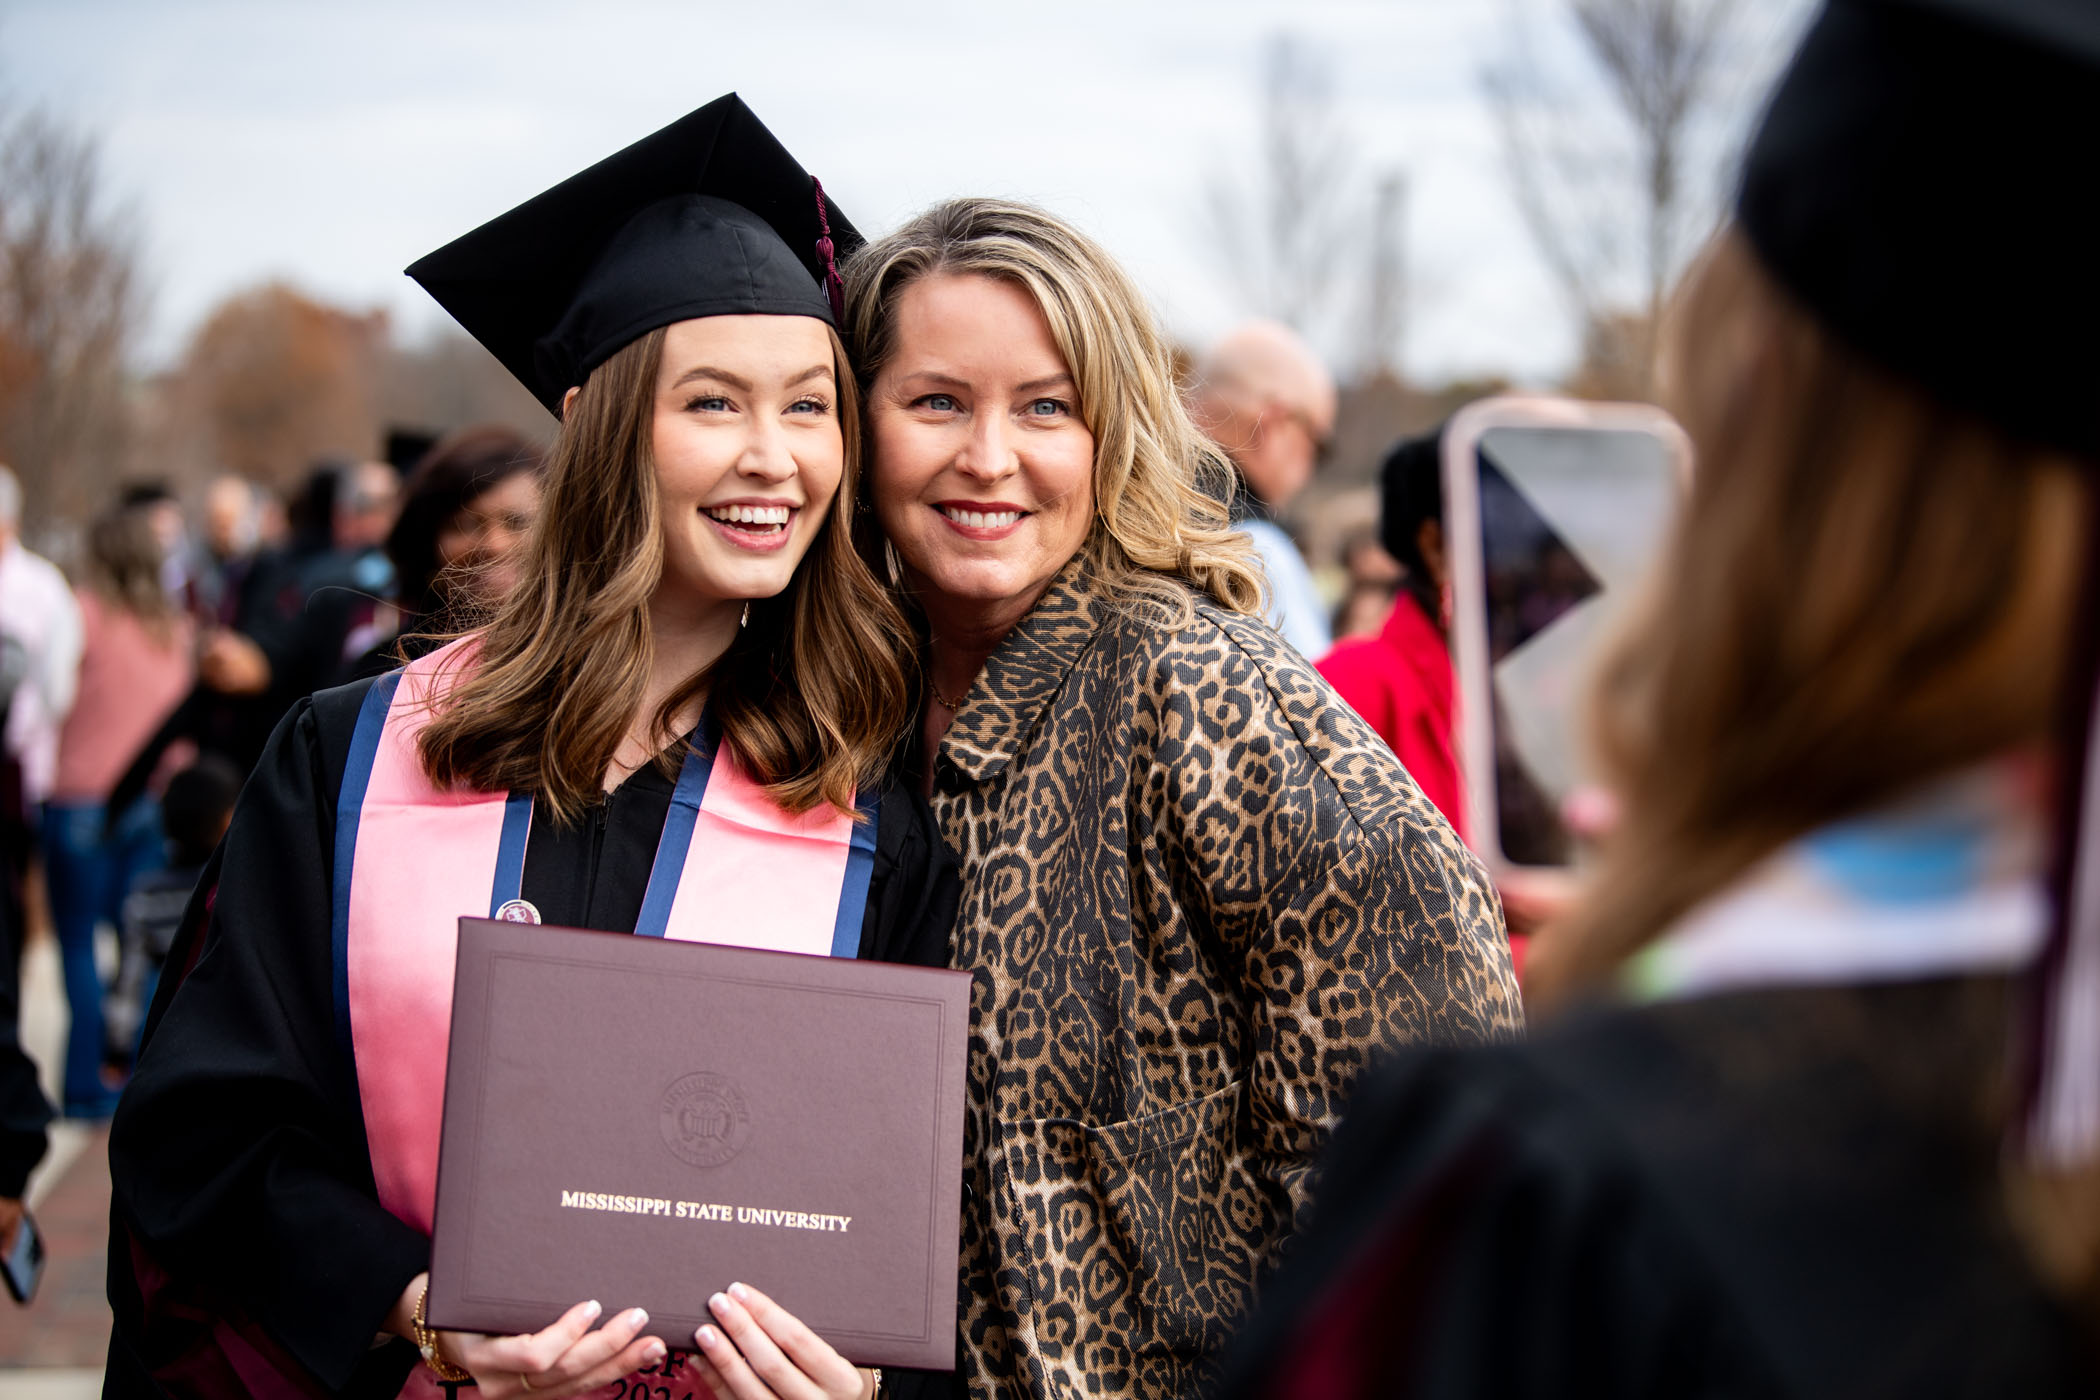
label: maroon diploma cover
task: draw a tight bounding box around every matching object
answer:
[426,917,970,1370]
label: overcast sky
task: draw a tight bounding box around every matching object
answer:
[2,0,1807,385]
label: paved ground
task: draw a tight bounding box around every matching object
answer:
[0,1373,102,1399]
[2,927,113,1398]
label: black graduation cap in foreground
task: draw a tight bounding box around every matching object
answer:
[1738,0,2100,1164]
[407,93,860,415]
[1736,0,2100,460]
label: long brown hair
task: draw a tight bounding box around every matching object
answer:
[84,505,180,643]
[416,323,914,823]
[386,425,544,616]
[844,197,1263,626]
[1526,230,2088,1006]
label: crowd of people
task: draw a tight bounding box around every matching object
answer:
[0,429,547,1190]
[0,0,2095,1396]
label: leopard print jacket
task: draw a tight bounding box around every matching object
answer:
[929,560,1523,1400]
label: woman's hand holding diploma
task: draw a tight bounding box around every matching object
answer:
[689,1281,875,1400]
[389,1274,669,1398]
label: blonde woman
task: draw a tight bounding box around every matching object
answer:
[844,199,1521,1399]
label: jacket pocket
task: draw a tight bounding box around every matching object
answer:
[992,1081,1277,1386]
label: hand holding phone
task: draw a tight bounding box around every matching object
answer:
[1442,396,1688,881]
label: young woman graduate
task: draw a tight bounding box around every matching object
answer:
[105,95,957,1400]
[1218,0,2100,1394]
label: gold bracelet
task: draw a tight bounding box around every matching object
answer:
[411,1283,474,1383]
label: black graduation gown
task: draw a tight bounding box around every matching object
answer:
[1221,978,2099,1399]
[339,626,446,688]
[104,674,960,1399]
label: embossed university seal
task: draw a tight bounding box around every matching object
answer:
[659,1072,751,1167]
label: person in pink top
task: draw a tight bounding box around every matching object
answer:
[42,503,194,1118]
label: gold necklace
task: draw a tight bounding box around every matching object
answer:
[929,679,969,710]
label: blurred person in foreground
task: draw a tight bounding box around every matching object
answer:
[1185,320,1337,657]
[1318,429,1462,837]
[1221,1,2100,1394]
[44,504,194,1118]
[846,198,1518,1399]
[341,426,545,683]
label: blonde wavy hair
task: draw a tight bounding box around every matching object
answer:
[842,197,1263,624]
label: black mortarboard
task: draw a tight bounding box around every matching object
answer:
[1737,0,2100,459]
[407,94,860,415]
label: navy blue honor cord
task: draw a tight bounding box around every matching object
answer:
[485,716,879,953]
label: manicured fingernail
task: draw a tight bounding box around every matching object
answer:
[583,1300,601,1320]
[697,1325,721,1348]
[628,1308,649,1327]
[727,1282,751,1302]
[709,1291,731,1315]
[645,1342,667,1363]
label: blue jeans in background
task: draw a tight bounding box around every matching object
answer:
[41,797,164,1115]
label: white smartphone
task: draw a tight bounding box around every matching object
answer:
[1442,396,1691,880]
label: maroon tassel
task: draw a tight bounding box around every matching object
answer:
[812,177,846,322]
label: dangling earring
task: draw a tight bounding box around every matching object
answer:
[740,602,750,629]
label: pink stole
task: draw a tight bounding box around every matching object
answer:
[336,639,862,1305]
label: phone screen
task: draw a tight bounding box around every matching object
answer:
[1472,424,1680,866]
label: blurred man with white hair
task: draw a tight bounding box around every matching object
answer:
[1187,320,1338,657]
[0,465,84,807]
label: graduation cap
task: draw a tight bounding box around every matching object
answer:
[407,93,861,415]
[1739,0,2100,1163]
[1737,0,2100,459]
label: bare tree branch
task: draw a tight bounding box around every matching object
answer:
[0,99,146,527]
[1356,171,1409,379]
[1573,0,1739,321]
[1203,35,1360,344]
[1483,0,1749,391]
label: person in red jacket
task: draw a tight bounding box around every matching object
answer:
[1317,429,1462,837]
